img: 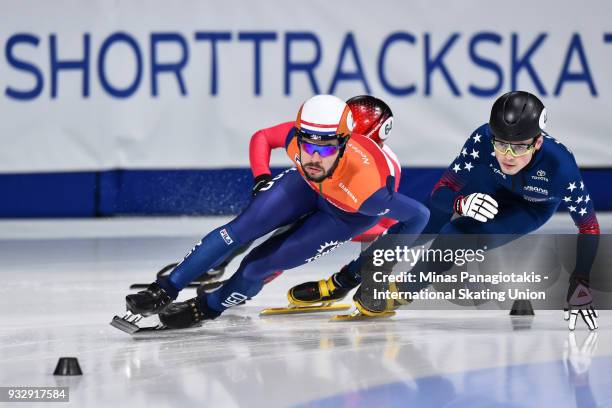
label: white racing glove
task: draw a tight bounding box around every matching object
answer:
[564,277,598,331]
[454,193,499,222]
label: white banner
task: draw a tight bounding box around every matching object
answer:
[1,0,612,172]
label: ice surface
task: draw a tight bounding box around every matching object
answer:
[1,215,611,407]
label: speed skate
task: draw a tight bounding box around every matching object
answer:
[110,312,204,337]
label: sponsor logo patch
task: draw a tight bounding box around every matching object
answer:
[348,143,370,165]
[305,240,349,263]
[524,185,549,195]
[523,195,551,203]
[221,292,248,308]
[220,228,234,245]
[531,169,549,182]
[490,165,507,179]
[338,182,358,203]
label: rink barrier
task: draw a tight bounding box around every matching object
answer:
[1,167,611,217]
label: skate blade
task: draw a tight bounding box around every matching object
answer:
[331,310,396,322]
[260,303,351,316]
[110,315,165,335]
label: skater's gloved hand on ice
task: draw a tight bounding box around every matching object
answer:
[252,174,273,197]
[564,277,598,331]
[454,193,498,222]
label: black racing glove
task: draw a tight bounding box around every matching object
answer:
[252,174,273,197]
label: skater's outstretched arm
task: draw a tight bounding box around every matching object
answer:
[558,154,600,330]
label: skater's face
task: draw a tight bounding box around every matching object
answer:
[300,139,341,182]
[493,135,543,175]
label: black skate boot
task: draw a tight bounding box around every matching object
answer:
[288,277,350,306]
[159,296,221,329]
[333,282,411,321]
[352,284,398,317]
[288,266,359,306]
[125,282,173,317]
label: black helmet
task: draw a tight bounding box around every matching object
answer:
[489,91,546,142]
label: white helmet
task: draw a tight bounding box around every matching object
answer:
[295,95,354,142]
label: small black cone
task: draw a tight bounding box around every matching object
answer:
[53,357,82,376]
[509,299,535,316]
